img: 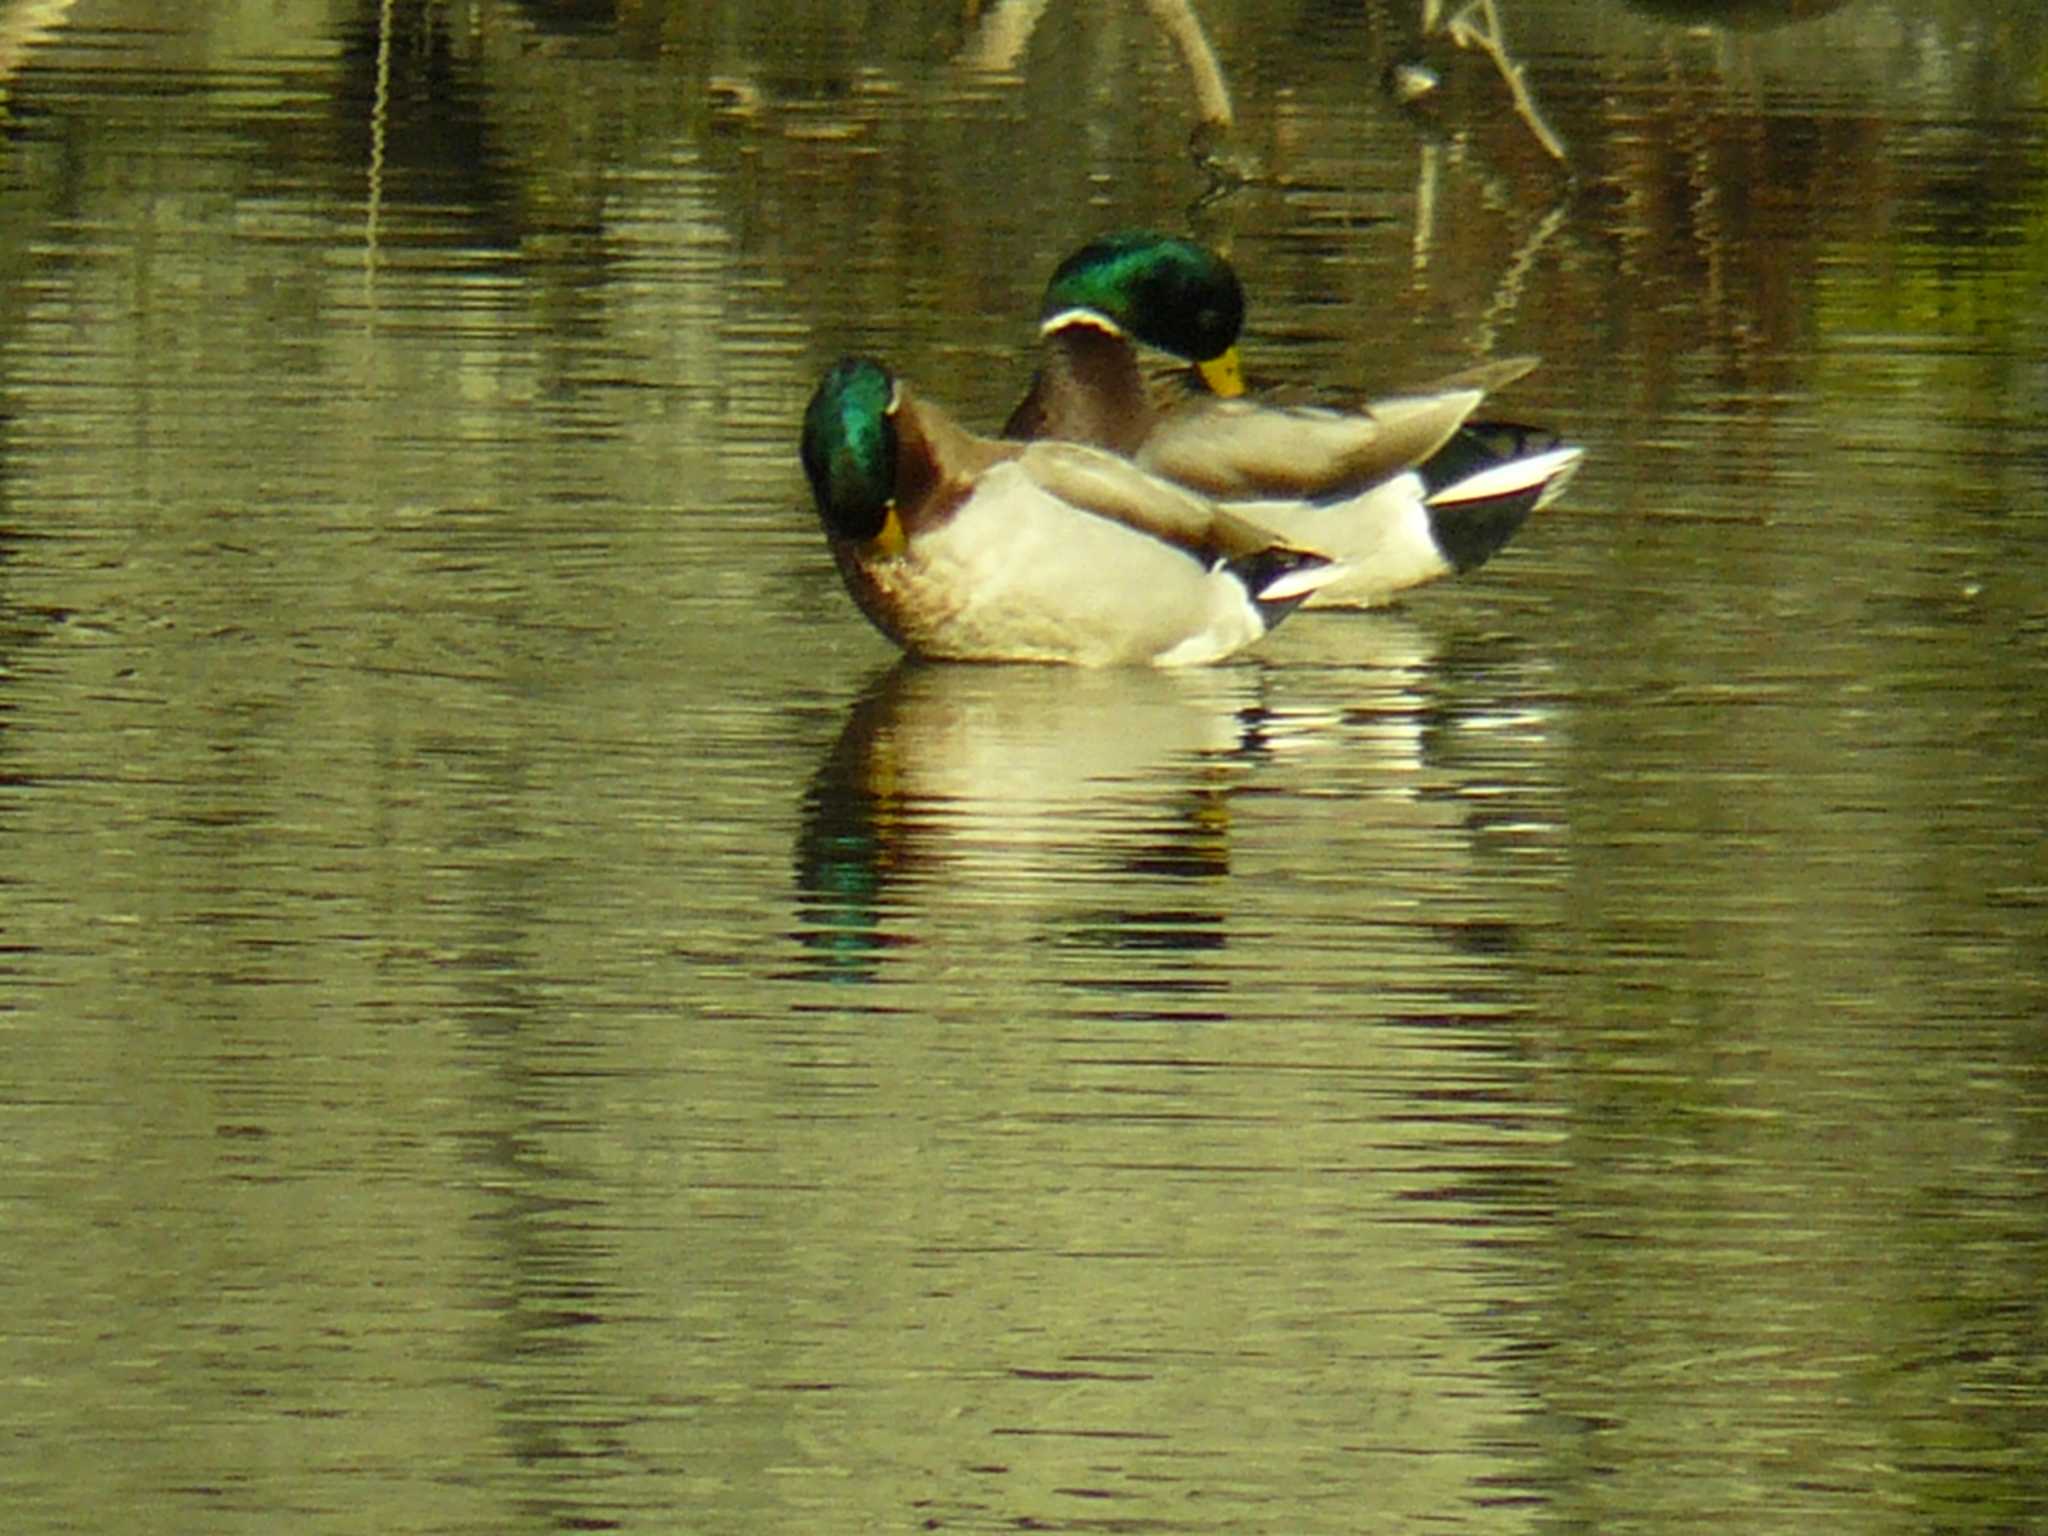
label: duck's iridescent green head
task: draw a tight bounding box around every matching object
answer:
[1039,232,1246,370]
[801,358,899,544]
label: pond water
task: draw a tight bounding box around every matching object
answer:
[3,0,2045,1532]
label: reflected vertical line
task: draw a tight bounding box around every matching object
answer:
[364,0,394,310]
[1137,0,1234,131]
[1413,141,1439,280]
[1478,198,1570,356]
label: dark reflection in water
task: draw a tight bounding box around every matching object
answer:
[1617,0,1857,25]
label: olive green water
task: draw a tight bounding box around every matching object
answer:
[3,1,2044,1532]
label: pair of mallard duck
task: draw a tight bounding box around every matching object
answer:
[800,233,1581,666]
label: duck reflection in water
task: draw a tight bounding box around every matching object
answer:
[789,660,1285,987]
[786,610,1488,990]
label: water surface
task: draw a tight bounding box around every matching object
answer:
[3,1,2045,1532]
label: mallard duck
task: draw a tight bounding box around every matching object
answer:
[1002,231,1582,609]
[799,357,1347,666]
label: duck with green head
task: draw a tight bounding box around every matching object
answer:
[800,357,1345,666]
[1002,231,1582,609]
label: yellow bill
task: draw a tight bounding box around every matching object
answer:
[871,504,909,559]
[1197,345,1246,398]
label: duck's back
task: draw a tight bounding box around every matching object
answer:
[852,458,1277,667]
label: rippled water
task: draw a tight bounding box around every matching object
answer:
[3,1,2045,1532]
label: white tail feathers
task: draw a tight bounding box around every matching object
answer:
[1257,560,1352,603]
[1427,445,1584,508]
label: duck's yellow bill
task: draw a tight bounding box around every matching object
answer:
[1198,346,1246,398]
[871,504,908,559]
